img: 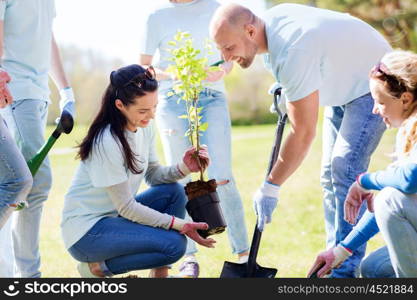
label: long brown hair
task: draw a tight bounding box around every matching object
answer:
[77,64,158,174]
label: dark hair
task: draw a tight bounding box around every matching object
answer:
[77,64,158,174]
[371,64,407,98]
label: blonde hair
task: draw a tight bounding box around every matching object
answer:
[382,50,417,156]
[381,50,417,96]
[400,116,417,156]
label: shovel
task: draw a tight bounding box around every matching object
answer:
[27,110,74,175]
[220,86,287,278]
[210,60,224,67]
[308,261,326,278]
[308,268,320,278]
[15,110,74,210]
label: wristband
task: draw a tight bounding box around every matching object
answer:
[356,173,364,186]
[178,162,191,176]
[338,243,353,254]
[356,173,370,192]
[171,217,187,231]
[332,244,352,268]
[168,216,175,230]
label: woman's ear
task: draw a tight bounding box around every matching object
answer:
[115,99,124,111]
[401,91,414,112]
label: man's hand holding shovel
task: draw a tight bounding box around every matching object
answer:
[253,181,279,231]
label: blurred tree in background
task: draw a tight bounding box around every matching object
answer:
[50,45,278,126]
[224,56,277,125]
[47,45,124,125]
[219,0,417,124]
[51,0,416,125]
[266,0,417,51]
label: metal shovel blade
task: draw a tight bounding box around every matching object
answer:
[220,226,278,278]
[219,87,284,279]
[220,261,277,278]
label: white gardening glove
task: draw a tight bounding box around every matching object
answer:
[268,82,287,114]
[268,82,281,96]
[59,87,76,119]
[253,181,280,231]
[308,245,352,278]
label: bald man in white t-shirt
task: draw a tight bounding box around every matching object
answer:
[210,3,392,277]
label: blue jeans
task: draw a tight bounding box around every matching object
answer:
[68,183,187,275]
[0,115,32,229]
[156,88,249,255]
[0,115,32,277]
[360,246,395,278]
[320,93,386,277]
[0,99,51,278]
[0,217,15,277]
[373,187,417,277]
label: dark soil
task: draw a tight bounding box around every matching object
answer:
[185,179,217,200]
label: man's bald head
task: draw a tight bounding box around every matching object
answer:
[210,3,265,68]
[211,3,257,35]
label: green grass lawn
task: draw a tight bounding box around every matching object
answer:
[38,121,396,278]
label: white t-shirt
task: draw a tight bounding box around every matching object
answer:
[263,4,392,106]
[0,0,56,102]
[140,0,225,93]
[61,122,178,249]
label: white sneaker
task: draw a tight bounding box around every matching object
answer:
[77,262,102,278]
[177,256,199,278]
[238,255,249,264]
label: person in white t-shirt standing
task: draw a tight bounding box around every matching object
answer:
[0,0,76,278]
[139,0,249,278]
[210,3,392,277]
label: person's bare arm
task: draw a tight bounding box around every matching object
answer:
[49,33,70,89]
[267,90,319,185]
[139,54,172,81]
[49,33,77,118]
